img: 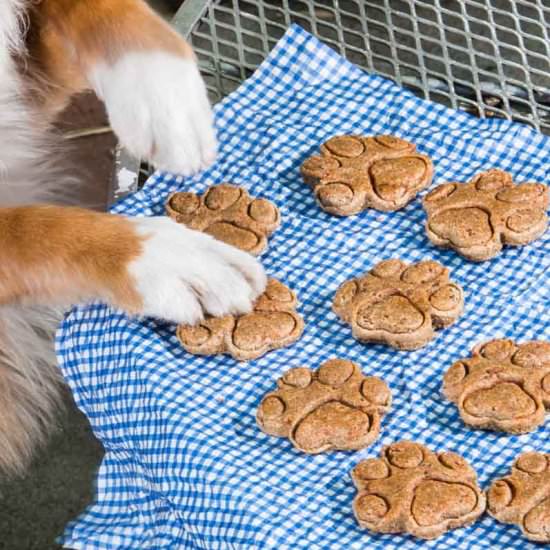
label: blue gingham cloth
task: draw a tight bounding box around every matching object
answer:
[57,25,550,550]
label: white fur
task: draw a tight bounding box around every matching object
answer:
[129,217,267,324]
[90,52,218,175]
[0,0,26,54]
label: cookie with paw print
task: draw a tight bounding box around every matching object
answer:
[443,339,550,433]
[167,183,280,255]
[301,134,433,215]
[423,169,549,261]
[352,441,486,539]
[257,358,391,453]
[333,259,464,350]
[177,279,304,361]
[488,451,550,542]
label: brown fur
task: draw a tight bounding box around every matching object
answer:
[3,0,192,311]
[0,206,143,311]
[24,0,193,114]
[0,0,196,476]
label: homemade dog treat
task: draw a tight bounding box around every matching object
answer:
[177,279,304,361]
[443,339,550,434]
[333,259,463,350]
[256,359,391,453]
[167,183,281,255]
[352,441,486,539]
[423,169,549,261]
[301,134,433,215]
[487,451,550,543]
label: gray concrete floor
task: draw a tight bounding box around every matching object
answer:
[0,394,104,550]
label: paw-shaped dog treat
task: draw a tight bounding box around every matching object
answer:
[256,359,391,453]
[443,339,550,434]
[333,259,463,350]
[301,135,433,215]
[487,451,550,542]
[423,169,549,261]
[167,184,280,255]
[352,441,486,539]
[177,279,304,361]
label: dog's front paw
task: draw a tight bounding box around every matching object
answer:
[90,52,217,175]
[128,217,267,324]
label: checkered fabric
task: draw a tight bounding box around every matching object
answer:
[57,25,550,550]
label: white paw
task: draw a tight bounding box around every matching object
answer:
[128,217,267,324]
[90,52,217,175]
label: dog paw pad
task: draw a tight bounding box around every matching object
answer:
[167,184,281,255]
[256,359,391,453]
[443,339,550,433]
[487,451,550,542]
[333,259,463,350]
[301,134,433,215]
[423,169,549,261]
[177,279,304,361]
[352,441,485,539]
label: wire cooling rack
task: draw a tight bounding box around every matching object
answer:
[174,0,550,133]
[113,0,549,202]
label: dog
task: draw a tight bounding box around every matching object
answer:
[0,0,266,476]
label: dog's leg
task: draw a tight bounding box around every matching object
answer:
[0,2,263,476]
[28,0,217,174]
[0,206,266,323]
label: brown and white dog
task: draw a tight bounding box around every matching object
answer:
[0,0,266,476]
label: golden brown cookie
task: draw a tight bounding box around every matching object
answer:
[333,259,464,350]
[301,134,433,215]
[167,184,281,255]
[256,359,391,453]
[177,279,304,361]
[352,441,486,539]
[443,339,550,434]
[487,451,550,543]
[423,169,549,261]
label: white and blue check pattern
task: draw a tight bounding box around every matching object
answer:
[57,25,550,549]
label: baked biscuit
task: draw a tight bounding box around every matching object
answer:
[352,441,486,539]
[177,279,304,361]
[257,359,391,453]
[167,184,280,255]
[301,135,433,215]
[423,169,549,261]
[333,259,463,350]
[443,339,550,433]
[487,451,550,543]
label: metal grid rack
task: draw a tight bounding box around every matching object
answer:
[174,0,550,134]
[113,0,549,202]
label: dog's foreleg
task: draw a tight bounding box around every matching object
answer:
[0,205,266,322]
[28,0,216,173]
